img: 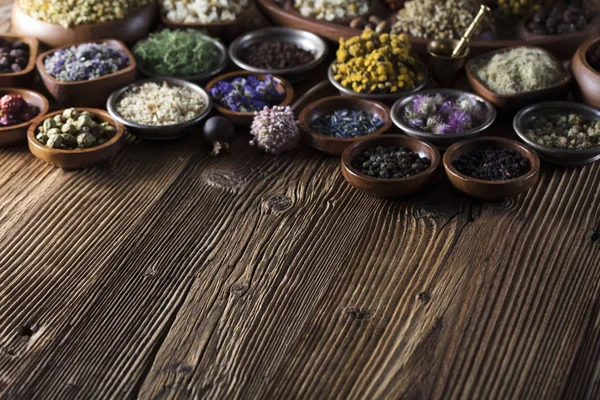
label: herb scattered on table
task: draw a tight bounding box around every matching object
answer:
[310,109,384,138]
[160,0,248,23]
[240,41,314,70]
[44,42,130,82]
[525,113,600,150]
[470,47,565,95]
[209,74,286,113]
[333,29,425,94]
[352,146,430,178]
[403,94,487,135]
[452,148,531,181]
[527,1,593,35]
[250,105,300,154]
[134,30,220,77]
[0,94,40,126]
[293,0,369,21]
[116,81,207,126]
[0,39,29,74]
[36,108,116,149]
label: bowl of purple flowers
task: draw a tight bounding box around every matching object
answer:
[206,71,294,125]
[391,89,496,149]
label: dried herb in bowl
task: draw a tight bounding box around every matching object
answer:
[352,146,430,178]
[0,38,29,74]
[134,30,220,77]
[310,109,384,138]
[452,148,531,181]
[240,41,314,70]
[209,75,285,113]
[160,0,248,23]
[525,113,600,150]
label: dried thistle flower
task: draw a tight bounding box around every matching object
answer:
[249,106,300,155]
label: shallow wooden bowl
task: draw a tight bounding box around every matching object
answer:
[37,39,137,107]
[0,88,49,146]
[572,36,600,109]
[299,96,392,156]
[465,46,572,109]
[443,137,540,201]
[0,34,38,88]
[11,1,157,48]
[341,134,441,198]
[205,71,294,126]
[159,7,247,43]
[27,108,125,169]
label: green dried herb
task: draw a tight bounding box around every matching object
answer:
[133,29,220,77]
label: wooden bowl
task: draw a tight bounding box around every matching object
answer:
[443,137,540,201]
[0,34,38,88]
[0,88,49,146]
[159,6,248,43]
[465,46,572,109]
[37,39,137,107]
[205,71,294,126]
[572,36,600,109]
[299,96,392,156]
[341,134,441,198]
[27,108,125,169]
[11,1,157,48]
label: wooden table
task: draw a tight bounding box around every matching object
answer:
[1,3,600,399]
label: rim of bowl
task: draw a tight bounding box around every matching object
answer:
[106,77,213,130]
[0,88,49,132]
[328,59,429,101]
[299,95,392,142]
[228,27,328,76]
[27,108,125,154]
[205,71,294,116]
[342,134,441,183]
[134,34,229,82]
[443,136,540,185]
[577,36,600,78]
[465,45,572,99]
[0,34,38,78]
[391,89,497,140]
[513,101,600,156]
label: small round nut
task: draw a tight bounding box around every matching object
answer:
[375,21,391,34]
[350,17,367,29]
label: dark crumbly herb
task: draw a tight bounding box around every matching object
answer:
[527,1,593,35]
[310,109,384,138]
[0,39,29,74]
[134,29,219,77]
[241,41,314,70]
[352,146,430,178]
[452,147,530,181]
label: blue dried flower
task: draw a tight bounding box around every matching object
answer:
[209,74,285,113]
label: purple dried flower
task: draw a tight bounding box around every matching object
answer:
[448,110,473,132]
[434,122,453,135]
[408,118,425,129]
[249,105,300,154]
[209,74,285,113]
[438,100,456,116]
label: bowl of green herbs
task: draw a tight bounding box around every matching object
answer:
[133,29,228,83]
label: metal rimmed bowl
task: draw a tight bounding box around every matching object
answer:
[106,78,213,141]
[134,34,228,83]
[229,27,328,81]
[328,60,429,104]
[513,101,600,166]
[391,89,497,149]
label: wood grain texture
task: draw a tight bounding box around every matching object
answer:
[1,2,600,399]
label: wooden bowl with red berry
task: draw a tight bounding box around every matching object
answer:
[0,88,49,146]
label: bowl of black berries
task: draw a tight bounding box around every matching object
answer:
[443,137,540,201]
[391,89,496,149]
[0,34,38,88]
[229,27,328,81]
[299,96,393,156]
[341,134,441,198]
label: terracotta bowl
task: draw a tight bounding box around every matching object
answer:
[159,7,248,43]
[513,101,600,166]
[465,46,572,109]
[37,39,137,107]
[391,88,497,150]
[443,137,540,201]
[341,134,441,198]
[0,88,49,146]
[27,108,125,169]
[572,36,600,109]
[0,34,38,88]
[299,96,392,156]
[205,71,294,126]
[11,1,157,48]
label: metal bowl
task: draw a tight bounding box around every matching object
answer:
[134,35,228,84]
[106,78,213,141]
[328,60,429,104]
[391,89,497,149]
[228,27,328,81]
[513,101,600,166]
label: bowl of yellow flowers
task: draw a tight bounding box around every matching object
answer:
[328,29,429,104]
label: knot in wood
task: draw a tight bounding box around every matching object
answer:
[416,292,431,303]
[230,282,249,297]
[203,170,245,193]
[347,308,370,320]
[591,227,600,243]
[263,195,293,214]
